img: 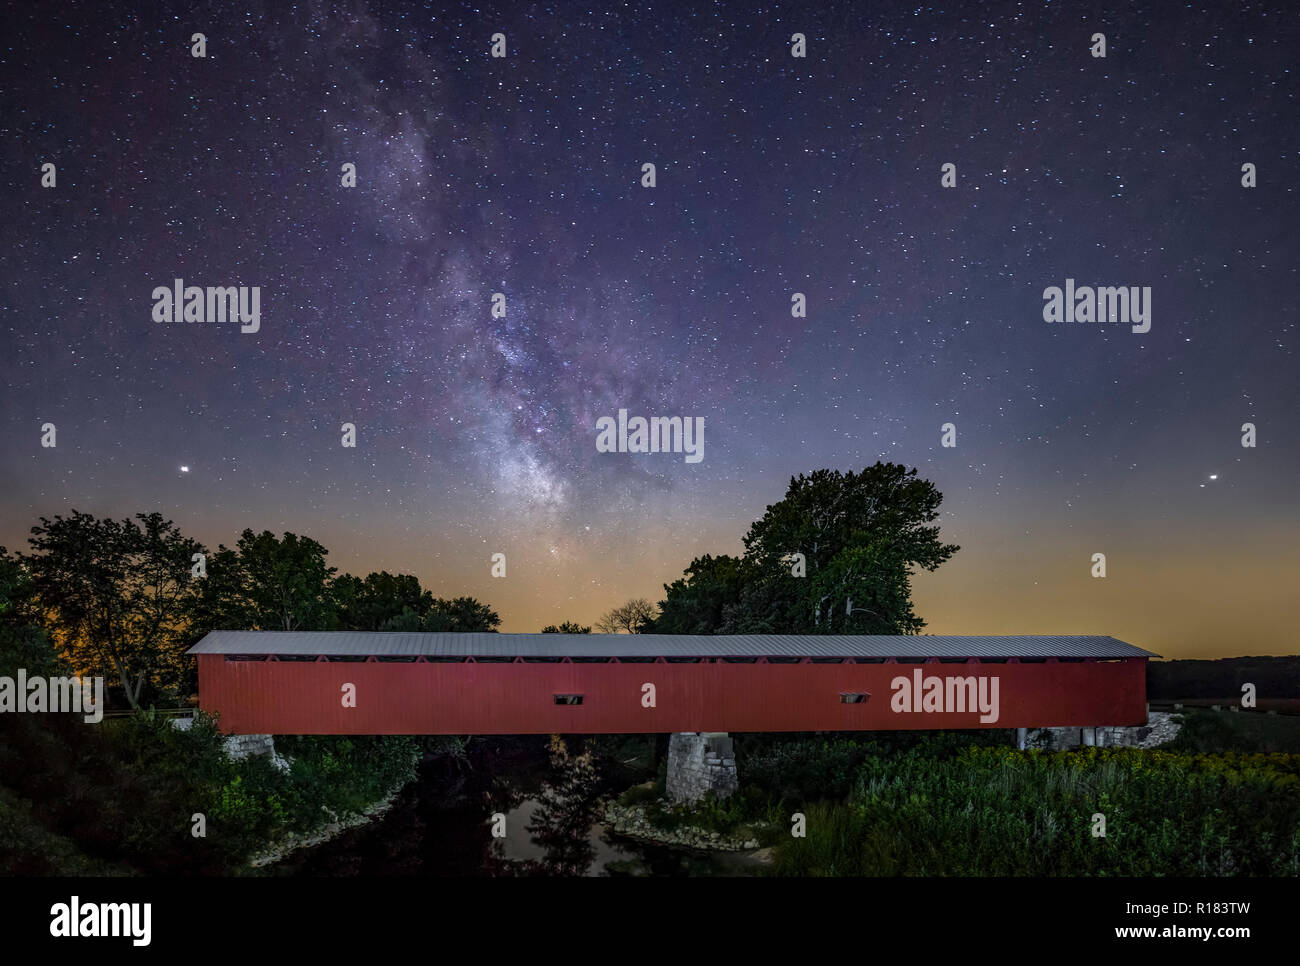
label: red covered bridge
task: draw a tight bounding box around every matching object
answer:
[188,632,1154,736]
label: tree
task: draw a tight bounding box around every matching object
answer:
[595,598,657,634]
[22,511,204,709]
[743,464,958,576]
[646,554,748,635]
[654,463,959,635]
[419,597,501,632]
[188,545,247,634]
[0,548,60,678]
[806,541,922,634]
[541,622,591,634]
[206,530,338,632]
[331,583,500,633]
[334,571,434,631]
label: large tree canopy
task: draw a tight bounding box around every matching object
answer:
[192,529,337,634]
[231,530,338,632]
[22,511,203,708]
[651,463,959,635]
[742,464,957,574]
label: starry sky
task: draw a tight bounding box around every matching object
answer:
[2,1,1296,658]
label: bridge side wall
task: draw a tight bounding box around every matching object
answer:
[197,655,1147,735]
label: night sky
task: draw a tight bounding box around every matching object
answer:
[2,1,1296,658]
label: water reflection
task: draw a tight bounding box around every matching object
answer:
[489,736,662,876]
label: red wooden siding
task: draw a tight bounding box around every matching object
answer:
[197,654,1148,735]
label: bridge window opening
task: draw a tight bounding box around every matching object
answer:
[618,657,657,664]
[852,657,886,664]
[473,656,514,663]
[425,656,468,663]
[224,654,267,662]
[722,657,758,663]
[810,657,845,664]
[664,657,702,663]
[895,657,927,664]
[376,656,417,663]
[1019,657,1047,663]
[275,654,319,662]
[840,692,870,704]
[1056,657,1084,663]
[523,657,564,663]
[554,694,584,705]
[326,655,370,662]
[938,657,968,663]
[981,658,1008,664]
[765,656,802,664]
[569,656,612,663]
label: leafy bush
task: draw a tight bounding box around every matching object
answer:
[618,783,660,807]
[741,731,1013,801]
[688,787,776,836]
[276,734,420,829]
[0,684,420,874]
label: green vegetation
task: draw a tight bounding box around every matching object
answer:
[1165,708,1300,754]
[0,533,428,875]
[0,691,420,875]
[638,788,780,842]
[643,731,1300,876]
[738,731,1012,801]
[649,464,960,635]
[631,724,1300,876]
[617,783,660,807]
[0,784,130,876]
[772,745,1300,876]
[21,511,203,710]
[0,706,419,875]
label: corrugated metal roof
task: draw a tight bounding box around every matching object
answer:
[189,631,1157,659]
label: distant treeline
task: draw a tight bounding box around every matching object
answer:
[1148,656,1300,701]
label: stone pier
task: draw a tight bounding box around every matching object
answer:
[172,718,290,772]
[1025,712,1182,751]
[666,732,739,803]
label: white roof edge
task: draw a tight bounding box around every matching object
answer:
[187,631,1157,659]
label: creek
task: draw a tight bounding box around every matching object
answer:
[268,735,758,877]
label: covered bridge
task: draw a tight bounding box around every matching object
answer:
[188,631,1155,736]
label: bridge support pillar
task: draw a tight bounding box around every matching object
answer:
[1016,727,1028,750]
[667,732,739,804]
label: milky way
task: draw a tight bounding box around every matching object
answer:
[2,1,1296,655]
